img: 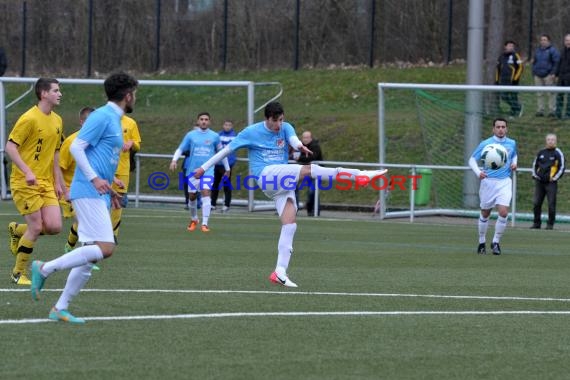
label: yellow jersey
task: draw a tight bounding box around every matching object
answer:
[8,105,63,183]
[59,130,79,188]
[116,115,141,177]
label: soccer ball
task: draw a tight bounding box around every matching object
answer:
[481,144,507,170]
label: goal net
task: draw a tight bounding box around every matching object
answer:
[378,83,570,222]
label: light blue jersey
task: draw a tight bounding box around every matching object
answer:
[471,136,517,179]
[177,129,221,177]
[228,121,296,177]
[70,103,123,202]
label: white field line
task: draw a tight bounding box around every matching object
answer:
[3,310,570,325]
[2,288,570,303]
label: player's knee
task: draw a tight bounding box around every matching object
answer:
[98,242,116,257]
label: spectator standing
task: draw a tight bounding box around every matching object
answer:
[496,40,524,118]
[531,133,565,230]
[296,131,323,216]
[556,34,570,119]
[532,34,560,117]
[211,120,236,213]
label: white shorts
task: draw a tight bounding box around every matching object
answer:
[187,176,212,193]
[479,177,512,210]
[72,198,115,243]
[259,165,302,216]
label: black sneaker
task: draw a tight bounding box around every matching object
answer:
[491,242,501,255]
[529,224,540,229]
[546,224,554,230]
[477,243,486,255]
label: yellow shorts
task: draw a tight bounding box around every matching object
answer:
[112,174,129,194]
[59,198,75,218]
[11,179,59,215]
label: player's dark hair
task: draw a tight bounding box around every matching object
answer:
[492,117,508,127]
[504,40,516,47]
[34,78,59,100]
[264,102,284,119]
[197,112,211,119]
[104,72,138,102]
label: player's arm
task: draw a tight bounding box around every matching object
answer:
[169,147,184,171]
[288,131,312,157]
[195,146,233,178]
[5,140,37,185]
[70,138,112,195]
[53,150,66,198]
[553,149,565,181]
[468,156,486,179]
[216,143,231,173]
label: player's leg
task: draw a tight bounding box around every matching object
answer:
[303,164,387,186]
[223,170,233,212]
[11,210,43,285]
[31,198,114,322]
[211,165,224,209]
[187,179,200,231]
[200,188,212,232]
[269,195,298,287]
[545,182,557,229]
[491,179,513,255]
[532,182,546,228]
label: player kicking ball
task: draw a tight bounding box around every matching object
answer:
[194,102,387,287]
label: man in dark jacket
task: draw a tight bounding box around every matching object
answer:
[556,34,570,119]
[296,131,323,216]
[531,133,565,230]
[496,40,524,118]
[531,34,559,117]
[0,47,7,76]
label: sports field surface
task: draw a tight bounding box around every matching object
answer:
[2,201,570,379]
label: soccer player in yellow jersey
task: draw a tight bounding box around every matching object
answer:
[110,115,141,241]
[60,107,94,252]
[6,78,66,285]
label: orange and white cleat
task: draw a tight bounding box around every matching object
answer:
[269,271,298,288]
[200,225,210,233]
[187,220,199,232]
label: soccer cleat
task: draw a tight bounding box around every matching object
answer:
[269,271,298,288]
[491,242,501,255]
[8,222,20,256]
[48,308,85,324]
[187,220,199,232]
[92,264,100,271]
[11,272,31,285]
[477,243,486,255]
[529,224,541,229]
[30,260,46,301]
[545,224,554,230]
[201,225,210,233]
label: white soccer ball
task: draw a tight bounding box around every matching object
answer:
[481,144,507,170]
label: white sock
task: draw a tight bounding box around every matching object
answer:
[478,216,488,244]
[189,199,198,220]
[55,264,93,311]
[202,196,211,226]
[493,215,508,243]
[276,223,297,274]
[42,245,104,276]
[310,164,361,181]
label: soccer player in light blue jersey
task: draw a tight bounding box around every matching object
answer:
[170,112,230,232]
[469,117,518,256]
[30,72,139,324]
[195,102,386,287]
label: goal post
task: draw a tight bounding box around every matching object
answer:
[0,77,284,211]
[378,83,570,224]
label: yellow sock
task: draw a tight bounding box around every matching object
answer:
[13,237,34,275]
[111,207,122,240]
[67,222,79,247]
[15,223,27,237]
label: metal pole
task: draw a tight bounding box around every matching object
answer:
[463,0,484,208]
[222,0,228,71]
[368,0,376,68]
[293,0,300,70]
[155,0,161,71]
[86,0,93,77]
[527,0,534,60]
[446,0,453,64]
[21,1,27,77]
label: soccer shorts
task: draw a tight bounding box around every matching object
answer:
[72,198,115,243]
[259,164,302,216]
[11,178,59,215]
[187,176,212,193]
[59,198,75,218]
[479,177,512,209]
